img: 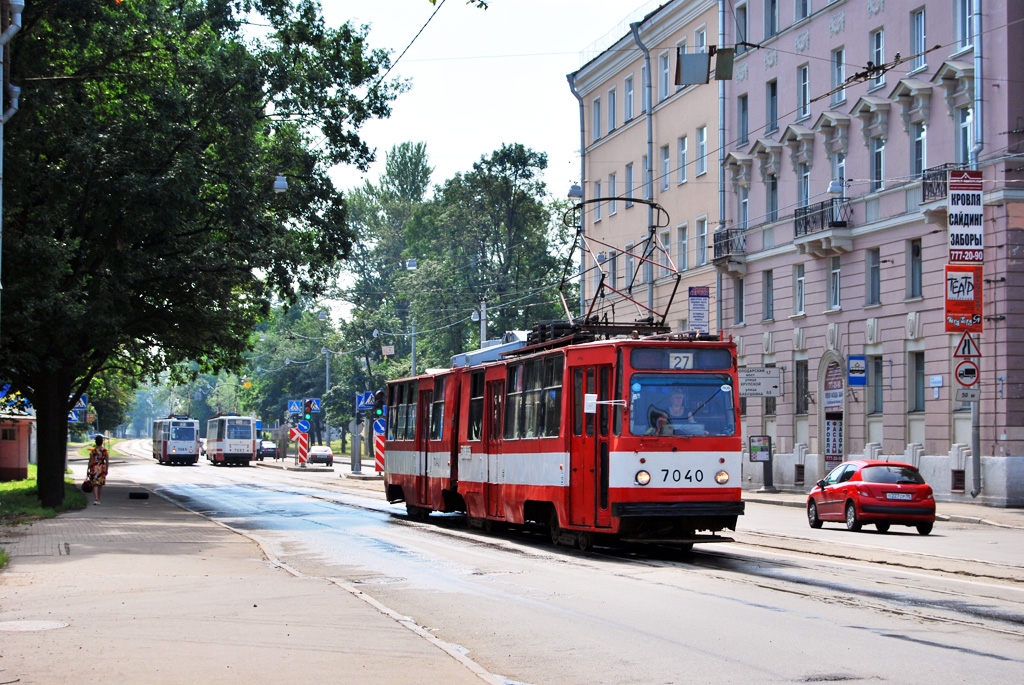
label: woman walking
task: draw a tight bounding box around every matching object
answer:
[87,435,109,505]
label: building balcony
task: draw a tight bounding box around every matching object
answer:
[712,227,746,277]
[921,162,966,203]
[793,198,853,257]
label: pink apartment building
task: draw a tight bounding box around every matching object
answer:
[572,0,1023,506]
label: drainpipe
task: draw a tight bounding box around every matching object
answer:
[0,0,25,344]
[717,0,726,335]
[969,1,984,498]
[629,21,655,315]
[567,72,587,319]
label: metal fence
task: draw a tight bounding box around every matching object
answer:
[921,162,965,203]
[793,198,852,237]
[713,227,746,261]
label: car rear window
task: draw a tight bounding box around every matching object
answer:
[861,465,926,485]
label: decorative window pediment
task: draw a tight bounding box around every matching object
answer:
[780,124,815,171]
[813,111,851,160]
[749,138,783,182]
[888,78,932,133]
[723,151,755,191]
[850,96,891,145]
[931,60,975,117]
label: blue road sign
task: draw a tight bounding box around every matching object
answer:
[297,419,310,433]
[256,420,262,431]
[310,398,321,412]
[373,418,386,435]
[75,394,88,409]
[68,410,79,422]
[288,400,301,413]
[355,391,375,410]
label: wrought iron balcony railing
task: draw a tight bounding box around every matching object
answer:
[921,162,966,203]
[713,227,746,261]
[793,198,852,237]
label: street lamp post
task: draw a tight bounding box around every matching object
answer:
[321,347,331,449]
[471,300,487,343]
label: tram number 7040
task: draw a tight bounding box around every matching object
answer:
[662,469,704,483]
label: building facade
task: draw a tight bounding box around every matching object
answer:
[573,0,1024,505]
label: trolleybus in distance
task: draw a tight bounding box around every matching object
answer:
[382,324,744,552]
[206,414,257,466]
[152,415,201,465]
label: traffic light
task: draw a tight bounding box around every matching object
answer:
[372,389,386,418]
[355,410,365,425]
[303,399,313,421]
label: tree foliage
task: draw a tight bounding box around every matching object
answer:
[1,0,400,503]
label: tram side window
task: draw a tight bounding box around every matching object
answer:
[522,360,543,439]
[393,384,407,441]
[504,364,524,440]
[405,381,418,441]
[429,377,446,440]
[387,386,397,440]
[599,367,610,436]
[573,368,584,436]
[613,350,623,436]
[586,368,596,437]
[542,355,563,437]
[467,372,485,441]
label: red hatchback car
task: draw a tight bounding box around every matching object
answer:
[807,460,936,535]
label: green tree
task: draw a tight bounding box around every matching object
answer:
[1,1,400,504]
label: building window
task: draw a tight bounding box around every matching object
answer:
[641,64,648,113]
[956,0,973,50]
[675,39,687,93]
[660,230,672,276]
[696,126,707,175]
[796,360,809,415]
[608,173,617,215]
[660,145,670,191]
[766,79,778,132]
[910,9,926,71]
[866,248,881,305]
[625,163,634,207]
[737,94,749,145]
[957,107,973,164]
[643,243,653,283]
[696,218,708,266]
[763,270,774,320]
[870,137,885,192]
[607,88,617,131]
[678,136,688,183]
[909,351,926,412]
[797,64,810,119]
[794,263,805,314]
[870,29,885,88]
[738,187,749,230]
[829,255,841,310]
[736,3,749,54]
[833,152,846,189]
[608,251,618,289]
[912,123,927,177]
[696,27,707,52]
[594,181,602,221]
[908,238,923,298]
[764,0,778,39]
[832,48,846,105]
[659,52,670,102]
[798,163,810,208]
[767,174,778,222]
[868,355,884,414]
[593,98,602,142]
[796,0,810,21]
[734,276,745,324]
[678,225,689,271]
[624,76,634,120]
[625,243,635,288]
[593,255,603,291]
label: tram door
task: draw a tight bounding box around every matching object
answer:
[417,389,432,506]
[484,379,505,518]
[570,365,613,528]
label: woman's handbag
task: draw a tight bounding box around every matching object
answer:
[82,479,94,494]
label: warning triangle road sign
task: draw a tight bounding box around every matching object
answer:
[954,331,981,358]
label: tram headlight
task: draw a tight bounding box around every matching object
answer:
[635,470,651,486]
[715,470,730,485]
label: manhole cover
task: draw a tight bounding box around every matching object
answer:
[0,620,70,632]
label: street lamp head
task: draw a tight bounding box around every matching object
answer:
[372,329,380,338]
[321,347,328,354]
[273,175,289,194]
[406,258,418,270]
[318,311,327,321]
[471,310,480,322]
[568,184,583,201]
[827,179,844,196]
[285,358,291,365]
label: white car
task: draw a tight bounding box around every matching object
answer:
[307,445,334,466]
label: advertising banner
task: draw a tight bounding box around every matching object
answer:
[947,169,984,263]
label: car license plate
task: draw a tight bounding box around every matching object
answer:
[886,492,913,500]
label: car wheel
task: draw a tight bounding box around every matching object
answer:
[845,502,862,531]
[807,501,823,529]
[916,522,933,535]
[875,523,890,533]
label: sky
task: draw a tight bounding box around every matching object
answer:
[322,0,655,196]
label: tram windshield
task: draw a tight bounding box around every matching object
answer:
[628,373,736,437]
[171,424,196,441]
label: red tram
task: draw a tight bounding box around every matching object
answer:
[382,324,744,551]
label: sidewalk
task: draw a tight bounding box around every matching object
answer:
[0,480,498,685]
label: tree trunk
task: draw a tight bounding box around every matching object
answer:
[36,371,72,508]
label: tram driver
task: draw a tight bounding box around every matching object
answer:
[648,390,701,436]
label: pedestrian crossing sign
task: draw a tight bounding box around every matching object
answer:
[953,331,981,358]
